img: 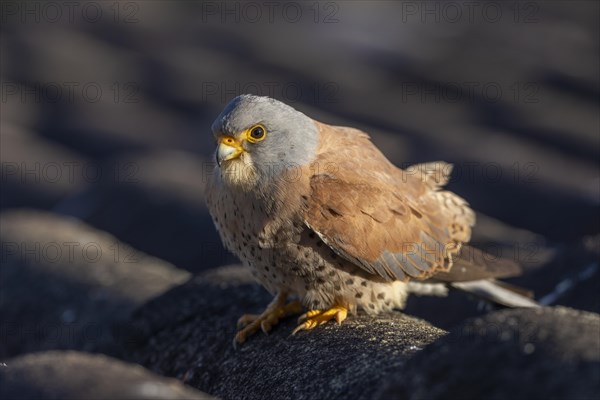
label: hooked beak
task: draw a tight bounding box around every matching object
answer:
[216,136,244,166]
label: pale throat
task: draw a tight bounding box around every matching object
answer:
[219,154,259,191]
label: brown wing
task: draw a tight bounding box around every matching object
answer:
[430,245,522,282]
[303,122,476,282]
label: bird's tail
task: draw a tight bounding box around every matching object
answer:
[408,245,539,308]
[450,279,540,308]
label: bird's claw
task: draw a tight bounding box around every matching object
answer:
[292,305,348,335]
[234,300,302,345]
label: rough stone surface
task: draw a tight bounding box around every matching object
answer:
[122,265,447,400]
[0,351,212,400]
[376,307,600,400]
[0,210,190,358]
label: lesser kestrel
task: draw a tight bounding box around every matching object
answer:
[205,95,537,344]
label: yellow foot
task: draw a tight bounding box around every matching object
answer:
[234,293,302,345]
[292,305,348,335]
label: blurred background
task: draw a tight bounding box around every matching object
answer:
[1,0,599,350]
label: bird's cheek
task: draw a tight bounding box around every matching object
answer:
[242,142,252,154]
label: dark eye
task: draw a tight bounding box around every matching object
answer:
[248,125,266,142]
[251,126,264,139]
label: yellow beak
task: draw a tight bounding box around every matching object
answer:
[216,136,244,166]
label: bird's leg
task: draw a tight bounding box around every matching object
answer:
[234,291,302,344]
[292,304,348,335]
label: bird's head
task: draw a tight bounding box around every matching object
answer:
[211,95,319,190]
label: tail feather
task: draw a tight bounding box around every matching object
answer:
[492,280,535,299]
[432,245,522,282]
[414,245,538,308]
[450,279,540,308]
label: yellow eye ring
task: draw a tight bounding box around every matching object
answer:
[246,124,267,143]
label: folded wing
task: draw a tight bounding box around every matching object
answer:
[303,123,476,282]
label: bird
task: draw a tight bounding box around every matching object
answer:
[205,94,538,345]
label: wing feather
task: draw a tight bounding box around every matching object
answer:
[303,122,476,282]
